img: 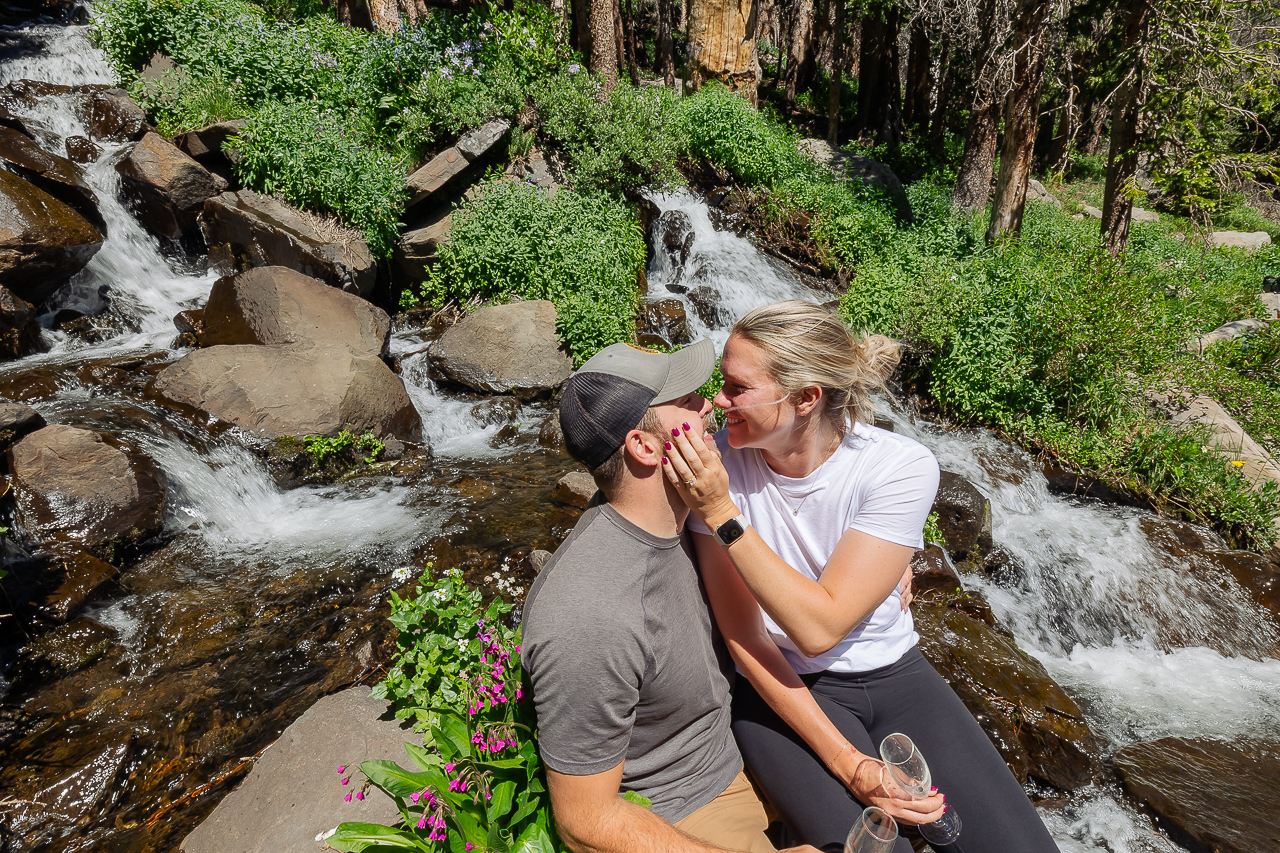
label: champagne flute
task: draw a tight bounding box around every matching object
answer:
[844,806,899,853]
[878,733,962,846]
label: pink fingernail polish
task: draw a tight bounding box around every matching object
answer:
[943,805,948,813]
[662,457,669,464]
[671,428,680,436]
[930,787,938,793]
[682,422,690,431]
[664,441,672,450]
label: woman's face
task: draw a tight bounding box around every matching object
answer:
[713,335,792,450]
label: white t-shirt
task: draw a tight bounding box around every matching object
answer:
[689,420,940,674]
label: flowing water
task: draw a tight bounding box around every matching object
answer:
[0,18,1276,853]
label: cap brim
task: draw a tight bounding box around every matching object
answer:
[654,339,716,404]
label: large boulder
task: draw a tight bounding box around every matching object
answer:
[1113,737,1280,853]
[200,189,376,298]
[1210,230,1271,252]
[69,88,148,143]
[636,298,691,349]
[797,139,912,221]
[406,119,511,207]
[931,471,993,562]
[428,300,572,398]
[116,131,222,242]
[1026,179,1061,208]
[200,266,390,357]
[0,125,103,230]
[173,119,246,186]
[147,343,422,441]
[7,424,166,562]
[0,168,103,305]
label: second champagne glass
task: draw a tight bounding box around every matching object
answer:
[844,806,898,853]
[878,733,962,846]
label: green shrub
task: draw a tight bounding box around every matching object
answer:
[129,68,247,136]
[419,178,646,362]
[680,84,812,186]
[230,102,406,258]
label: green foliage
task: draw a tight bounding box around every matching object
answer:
[303,429,385,465]
[681,84,813,186]
[419,178,646,362]
[1207,323,1280,391]
[923,511,944,547]
[346,567,560,853]
[130,69,247,136]
[230,102,405,257]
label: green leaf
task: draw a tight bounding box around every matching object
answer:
[621,790,653,809]
[361,759,441,798]
[512,822,556,853]
[434,713,473,757]
[404,741,441,772]
[329,822,427,852]
[487,780,516,823]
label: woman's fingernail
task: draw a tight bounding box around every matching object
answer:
[662,457,669,464]
[682,422,690,431]
[671,428,680,437]
[930,787,938,793]
[664,441,672,450]
[943,805,948,813]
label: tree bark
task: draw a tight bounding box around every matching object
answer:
[827,0,845,144]
[619,0,639,85]
[657,0,676,84]
[852,4,902,143]
[1045,49,1075,171]
[903,17,931,128]
[953,99,1000,208]
[985,0,1054,242]
[927,38,954,153]
[687,0,761,105]
[784,0,816,107]
[571,0,592,59]
[1100,2,1153,256]
[591,0,619,90]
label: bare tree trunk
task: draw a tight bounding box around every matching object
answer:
[687,0,761,105]
[771,0,788,89]
[827,0,845,144]
[927,38,953,152]
[1100,3,1153,256]
[591,0,620,90]
[953,99,1000,208]
[657,0,676,84]
[985,0,1054,242]
[1045,51,1076,171]
[903,17,931,128]
[572,0,592,58]
[784,0,816,107]
[852,4,902,143]
[620,0,640,84]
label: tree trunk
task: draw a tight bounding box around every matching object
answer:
[953,99,1000,208]
[784,0,816,107]
[853,4,902,143]
[927,38,954,153]
[591,0,619,90]
[687,0,761,105]
[771,0,788,89]
[985,0,1054,242]
[572,0,592,59]
[827,0,845,144]
[657,0,676,84]
[619,0,640,85]
[1045,50,1075,171]
[903,17,931,128]
[1100,3,1153,256]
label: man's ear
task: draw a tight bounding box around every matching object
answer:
[794,385,823,417]
[623,428,663,468]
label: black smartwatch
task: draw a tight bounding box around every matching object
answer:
[715,514,748,546]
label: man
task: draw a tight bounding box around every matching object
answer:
[522,341,809,853]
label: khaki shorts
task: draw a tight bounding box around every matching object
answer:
[673,770,775,853]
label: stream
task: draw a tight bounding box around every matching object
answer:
[1,18,1278,853]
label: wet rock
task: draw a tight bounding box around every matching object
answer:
[909,544,962,596]
[40,551,119,623]
[980,546,1026,588]
[428,300,572,398]
[64,135,101,163]
[394,209,451,280]
[7,617,119,692]
[180,688,411,853]
[931,471,992,562]
[1210,230,1271,252]
[173,308,203,347]
[34,741,132,821]
[553,471,597,509]
[0,284,44,360]
[148,343,422,440]
[538,410,564,448]
[687,284,727,327]
[116,131,221,242]
[0,168,104,305]
[173,119,245,186]
[1202,547,1280,620]
[381,436,405,460]
[914,599,1103,791]
[528,548,554,574]
[797,139,912,221]
[0,399,45,450]
[71,88,148,142]
[8,425,166,562]
[658,209,695,270]
[200,266,390,357]
[0,363,64,401]
[0,125,104,230]
[1026,179,1061,208]
[406,119,511,206]
[201,188,376,298]
[470,396,522,428]
[637,298,692,348]
[1113,737,1280,853]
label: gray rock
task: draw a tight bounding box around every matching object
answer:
[1026,179,1061,208]
[174,120,247,163]
[0,168,103,305]
[456,119,512,161]
[201,188,376,298]
[1132,206,1159,223]
[1147,390,1280,492]
[200,266,390,358]
[1261,292,1279,319]
[528,548,553,574]
[180,688,414,853]
[429,301,572,398]
[931,471,992,562]
[394,210,451,281]
[0,125,103,230]
[8,424,166,561]
[1082,205,1103,219]
[1210,230,1272,251]
[797,139,912,221]
[116,131,221,241]
[553,471,598,509]
[1186,318,1269,356]
[148,342,422,441]
[406,119,511,207]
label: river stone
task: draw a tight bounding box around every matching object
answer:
[0,399,45,449]
[1113,737,1280,853]
[147,343,422,441]
[528,548,554,575]
[180,687,413,853]
[201,188,376,298]
[1210,230,1271,251]
[34,741,132,821]
[0,168,104,305]
[394,210,451,280]
[41,551,119,623]
[428,300,572,398]
[538,410,564,448]
[200,266,390,357]
[0,284,43,360]
[914,597,1102,791]
[658,209,695,271]
[70,88,148,142]
[8,424,166,562]
[931,471,992,562]
[116,131,221,241]
[909,544,963,596]
[637,298,692,349]
[7,617,119,691]
[553,471,597,509]
[64,134,101,163]
[0,125,103,230]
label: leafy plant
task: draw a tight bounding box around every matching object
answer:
[923,511,945,547]
[303,429,385,465]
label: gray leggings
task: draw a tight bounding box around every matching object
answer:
[731,647,1060,853]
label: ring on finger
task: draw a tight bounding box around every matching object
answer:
[684,477,697,487]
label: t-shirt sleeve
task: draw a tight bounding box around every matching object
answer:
[524,617,647,776]
[847,444,940,549]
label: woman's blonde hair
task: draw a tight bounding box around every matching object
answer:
[730,301,900,436]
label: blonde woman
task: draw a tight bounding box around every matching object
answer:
[661,302,1059,853]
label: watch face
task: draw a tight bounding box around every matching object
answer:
[718,518,745,544]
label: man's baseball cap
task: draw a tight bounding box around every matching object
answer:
[560,339,716,470]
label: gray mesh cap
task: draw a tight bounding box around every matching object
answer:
[559,339,716,470]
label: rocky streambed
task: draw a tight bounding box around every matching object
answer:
[0,16,1278,853]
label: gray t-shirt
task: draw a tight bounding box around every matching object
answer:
[521,503,742,823]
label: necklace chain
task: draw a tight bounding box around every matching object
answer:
[777,432,841,516]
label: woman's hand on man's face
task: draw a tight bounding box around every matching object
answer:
[661,423,739,529]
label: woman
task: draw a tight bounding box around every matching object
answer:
[660,301,1058,853]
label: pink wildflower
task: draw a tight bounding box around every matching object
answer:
[341,777,350,785]
[356,791,364,801]
[344,792,352,802]
[337,765,346,773]
[444,762,456,772]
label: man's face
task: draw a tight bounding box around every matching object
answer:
[648,391,714,449]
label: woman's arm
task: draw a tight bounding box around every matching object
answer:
[693,533,943,825]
